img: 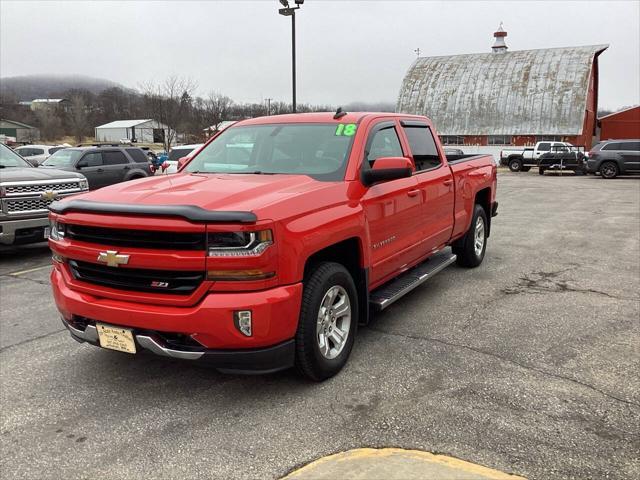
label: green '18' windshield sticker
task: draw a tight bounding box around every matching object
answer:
[335,123,357,136]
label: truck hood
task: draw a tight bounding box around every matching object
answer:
[69,173,340,217]
[0,167,85,183]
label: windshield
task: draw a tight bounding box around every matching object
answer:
[42,149,83,167]
[0,144,32,168]
[185,123,356,181]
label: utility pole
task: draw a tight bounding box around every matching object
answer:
[266,98,272,116]
[278,0,304,113]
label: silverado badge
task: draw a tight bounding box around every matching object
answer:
[97,250,130,268]
[41,190,58,201]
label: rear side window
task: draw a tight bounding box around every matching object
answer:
[602,143,620,151]
[103,151,128,165]
[538,143,551,151]
[168,148,194,161]
[126,148,149,163]
[367,126,403,164]
[620,142,640,151]
[49,147,64,155]
[402,124,441,171]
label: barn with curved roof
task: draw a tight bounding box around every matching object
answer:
[397,27,608,152]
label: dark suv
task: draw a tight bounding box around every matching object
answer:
[586,139,640,179]
[41,146,152,189]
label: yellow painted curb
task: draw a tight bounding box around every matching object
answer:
[283,448,526,480]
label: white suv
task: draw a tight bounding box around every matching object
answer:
[14,145,66,166]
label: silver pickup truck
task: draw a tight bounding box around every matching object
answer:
[0,144,88,246]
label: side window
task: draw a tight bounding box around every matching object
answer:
[402,124,441,171]
[366,126,403,165]
[126,148,149,163]
[602,143,620,151]
[538,143,551,152]
[103,151,128,165]
[32,148,44,155]
[621,142,640,151]
[17,148,32,157]
[78,152,103,167]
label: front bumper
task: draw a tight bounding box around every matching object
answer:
[0,216,49,245]
[52,266,302,373]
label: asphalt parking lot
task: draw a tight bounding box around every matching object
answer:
[1,173,639,480]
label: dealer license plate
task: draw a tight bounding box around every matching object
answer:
[96,323,136,354]
[44,227,50,239]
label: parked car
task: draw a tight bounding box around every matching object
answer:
[41,146,152,189]
[14,144,66,166]
[0,143,88,246]
[163,144,204,174]
[500,141,573,172]
[48,112,497,380]
[538,145,587,175]
[586,139,640,179]
[444,147,464,156]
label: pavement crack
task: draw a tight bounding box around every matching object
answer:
[0,329,66,353]
[368,327,640,410]
[0,273,50,287]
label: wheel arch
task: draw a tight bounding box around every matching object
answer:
[303,237,369,325]
[474,187,492,237]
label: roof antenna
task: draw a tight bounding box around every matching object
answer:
[334,107,347,120]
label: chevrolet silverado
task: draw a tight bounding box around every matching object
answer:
[48,112,497,381]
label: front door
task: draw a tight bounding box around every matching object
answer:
[620,141,640,172]
[76,152,106,189]
[361,121,424,286]
[399,120,455,255]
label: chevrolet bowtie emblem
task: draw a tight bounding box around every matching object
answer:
[41,190,58,201]
[97,250,130,268]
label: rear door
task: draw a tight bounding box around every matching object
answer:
[399,120,454,256]
[620,142,640,172]
[102,150,130,185]
[360,120,423,286]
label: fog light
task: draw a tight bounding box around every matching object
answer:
[233,310,252,337]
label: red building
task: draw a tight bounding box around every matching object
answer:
[599,106,640,140]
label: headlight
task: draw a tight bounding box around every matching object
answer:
[207,230,273,257]
[78,178,89,190]
[49,220,66,240]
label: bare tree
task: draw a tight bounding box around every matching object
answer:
[203,92,233,136]
[69,94,89,143]
[34,108,63,142]
[140,76,197,151]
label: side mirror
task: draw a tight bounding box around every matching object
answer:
[361,157,413,186]
[177,156,189,170]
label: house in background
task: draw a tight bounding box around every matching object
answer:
[0,119,40,143]
[203,120,236,139]
[95,119,171,144]
[397,26,608,157]
[598,106,640,140]
[30,98,71,113]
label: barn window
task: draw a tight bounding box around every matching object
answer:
[535,135,563,142]
[440,135,464,145]
[488,135,513,145]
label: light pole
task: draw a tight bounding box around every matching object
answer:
[278,0,303,113]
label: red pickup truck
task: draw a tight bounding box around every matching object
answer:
[48,112,497,381]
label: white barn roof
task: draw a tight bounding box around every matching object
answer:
[397,44,608,136]
[96,119,154,129]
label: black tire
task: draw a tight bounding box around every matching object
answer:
[508,158,523,172]
[452,204,488,268]
[600,161,618,179]
[521,166,531,172]
[538,167,545,175]
[295,262,358,381]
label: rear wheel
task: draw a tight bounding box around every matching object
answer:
[452,204,488,268]
[295,262,357,381]
[508,158,523,172]
[600,161,618,179]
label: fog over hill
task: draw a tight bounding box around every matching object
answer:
[0,74,127,101]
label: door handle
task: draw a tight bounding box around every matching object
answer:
[407,189,421,197]
[123,166,130,170]
[443,179,453,186]
[97,168,104,173]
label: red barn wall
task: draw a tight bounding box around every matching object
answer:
[600,106,640,140]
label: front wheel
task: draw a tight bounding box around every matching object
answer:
[295,262,357,381]
[452,204,488,268]
[600,161,618,179]
[508,158,523,172]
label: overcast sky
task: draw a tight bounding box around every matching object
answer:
[1,0,639,110]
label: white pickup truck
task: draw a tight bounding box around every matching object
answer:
[500,141,573,172]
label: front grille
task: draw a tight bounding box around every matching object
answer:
[5,181,81,195]
[65,224,206,250]
[68,260,204,295]
[4,197,54,214]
